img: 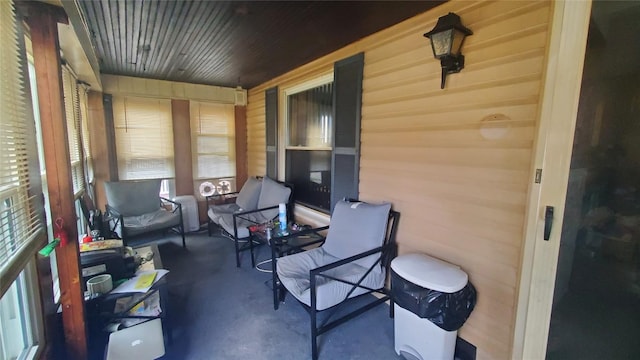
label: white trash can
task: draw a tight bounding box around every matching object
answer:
[172,195,200,232]
[391,253,474,360]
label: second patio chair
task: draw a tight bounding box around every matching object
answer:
[276,199,400,360]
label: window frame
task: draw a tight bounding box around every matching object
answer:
[27,52,59,304]
[0,2,46,357]
[190,101,237,200]
[190,101,237,180]
[281,73,334,212]
[0,260,45,360]
[112,95,175,181]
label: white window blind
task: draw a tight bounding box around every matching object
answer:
[78,84,93,185]
[113,96,175,180]
[0,0,44,295]
[61,65,84,195]
[190,101,236,179]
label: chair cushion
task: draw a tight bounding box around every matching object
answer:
[322,201,391,272]
[277,247,386,311]
[235,176,262,211]
[123,209,181,237]
[218,213,261,239]
[207,203,241,225]
[256,176,291,221]
[104,180,162,217]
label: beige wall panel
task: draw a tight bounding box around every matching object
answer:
[365,55,544,104]
[465,0,546,27]
[246,1,552,358]
[465,325,511,360]
[102,74,236,103]
[361,126,535,150]
[360,159,530,190]
[398,221,520,280]
[464,4,549,48]
[363,104,538,130]
[247,92,267,176]
[394,194,527,238]
[362,146,532,172]
[362,80,541,119]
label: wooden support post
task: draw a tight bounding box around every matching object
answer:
[235,105,248,186]
[172,99,193,196]
[26,4,87,360]
[88,91,114,209]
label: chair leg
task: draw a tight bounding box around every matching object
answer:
[311,274,318,360]
[250,236,256,268]
[207,218,212,237]
[234,237,241,267]
[311,307,318,360]
[180,224,186,248]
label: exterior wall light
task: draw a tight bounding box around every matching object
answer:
[423,12,473,89]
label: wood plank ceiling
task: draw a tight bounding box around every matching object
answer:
[78,0,444,88]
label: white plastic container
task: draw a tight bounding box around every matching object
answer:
[278,203,287,231]
[391,253,468,360]
[172,195,199,232]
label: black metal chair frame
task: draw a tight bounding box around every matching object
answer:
[205,191,240,237]
[206,181,294,267]
[277,209,400,360]
[105,197,186,248]
[231,194,295,267]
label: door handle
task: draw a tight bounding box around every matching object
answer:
[544,206,554,241]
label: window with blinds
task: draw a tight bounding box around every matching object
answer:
[78,84,92,185]
[113,96,175,180]
[285,79,334,211]
[0,0,44,294]
[61,65,84,196]
[190,102,236,180]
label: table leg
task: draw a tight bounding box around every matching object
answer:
[234,237,241,268]
[250,234,256,267]
[272,244,279,310]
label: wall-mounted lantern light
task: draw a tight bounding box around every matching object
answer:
[423,12,472,89]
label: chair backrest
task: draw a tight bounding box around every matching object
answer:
[255,176,293,221]
[104,180,162,217]
[235,176,262,210]
[322,200,392,272]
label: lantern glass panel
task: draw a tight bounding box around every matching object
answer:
[451,29,466,56]
[430,29,453,58]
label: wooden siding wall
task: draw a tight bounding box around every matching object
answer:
[246,1,553,358]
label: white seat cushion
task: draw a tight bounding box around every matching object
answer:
[277,247,386,311]
[123,209,181,237]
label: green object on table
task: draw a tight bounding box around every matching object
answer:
[114,278,128,287]
[38,238,60,257]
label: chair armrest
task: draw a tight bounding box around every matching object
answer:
[233,204,279,221]
[105,204,123,218]
[160,197,182,214]
[310,243,391,277]
[231,205,282,239]
[206,192,239,207]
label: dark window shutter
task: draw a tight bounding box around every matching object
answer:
[331,53,364,211]
[265,86,278,178]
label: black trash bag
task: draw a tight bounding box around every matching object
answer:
[391,269,477,331]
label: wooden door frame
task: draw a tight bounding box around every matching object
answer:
[512,1,592,359]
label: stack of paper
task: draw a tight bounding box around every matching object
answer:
[111,269,169,294]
